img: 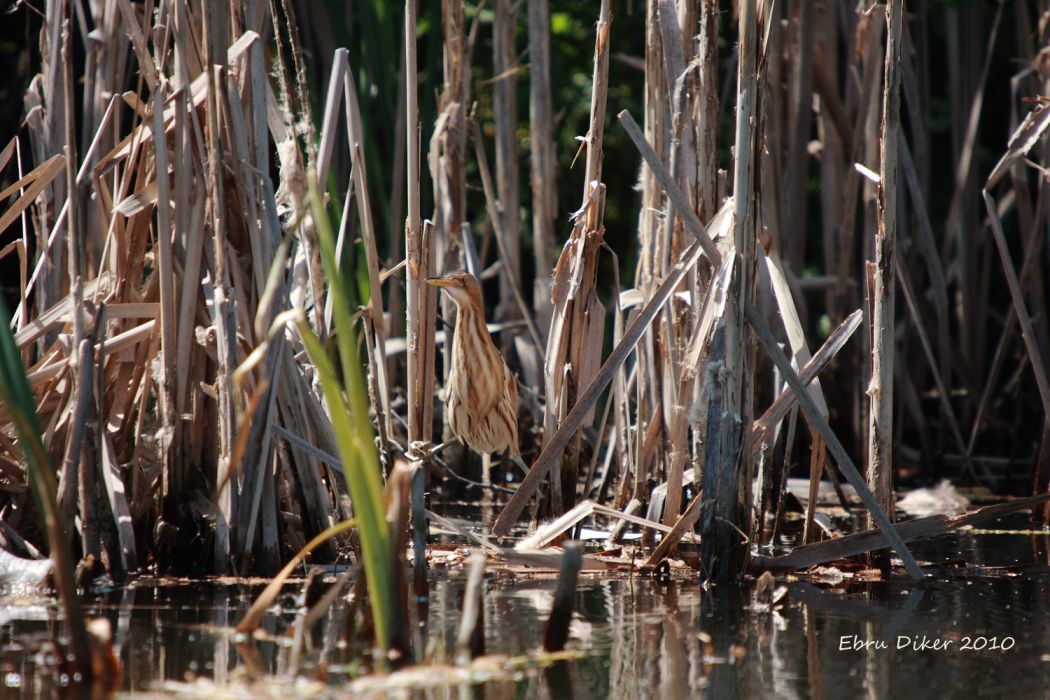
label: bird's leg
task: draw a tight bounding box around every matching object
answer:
[409,438,461,462]
[509,453,530,477]
[480,453,494,528]
[407,440,437,462]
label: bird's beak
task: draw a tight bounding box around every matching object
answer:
[425,276,454,288]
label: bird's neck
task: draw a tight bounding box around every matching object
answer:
[453,304,493,349]
[454,304,480,330]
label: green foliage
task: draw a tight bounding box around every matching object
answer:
[550,12,573,36]
[0,300,92,675]
[296,187,395,652]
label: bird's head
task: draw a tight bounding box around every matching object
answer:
[425,271,483,308]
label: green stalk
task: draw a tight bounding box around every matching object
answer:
[298,186,394,652]
[0,300,93,679]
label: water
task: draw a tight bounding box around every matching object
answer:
[2,515,1050,698]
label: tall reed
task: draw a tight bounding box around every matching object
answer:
[293,189,396,652]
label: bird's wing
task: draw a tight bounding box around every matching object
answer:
[505,362,518,405]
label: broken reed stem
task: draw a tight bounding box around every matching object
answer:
[754,493,1050,573]
[491,197,713,536]
[802,435,825,544]
[699,0,757,583]
[542,541,583,652]
[453,552,487,663]
[439,0,468,243]
[534,0,611,518]
[56,335,93,521]
[643,493,702,567]
[746,304,925,581]
[618,103,921,581]
[868,0,904,522]
[404,0,428,446]
[750,310,863,450]
[653,0,694,529]
[581,0,611,196]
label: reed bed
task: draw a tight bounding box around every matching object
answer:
[0,0,1048,664]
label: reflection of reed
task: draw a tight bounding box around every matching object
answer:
[604,580,708,698]
[864,620,889,700]
[656,585,689,699]
[8,559,1050,696]
[806,605,822,700]
[212,586,230,687]
[607,579,638,699]
[701,585,744,698]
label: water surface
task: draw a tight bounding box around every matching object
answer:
[2,514,1049,698]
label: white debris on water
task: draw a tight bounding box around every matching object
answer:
[897,480,970,517]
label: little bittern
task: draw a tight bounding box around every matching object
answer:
[426,272,528,473]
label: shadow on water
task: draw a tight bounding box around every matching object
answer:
[3,514,1050,698]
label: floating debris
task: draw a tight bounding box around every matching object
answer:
[898,480,971,517]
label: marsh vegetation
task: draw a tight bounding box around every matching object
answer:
[0,0,1049,695]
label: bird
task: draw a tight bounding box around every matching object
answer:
[425,271,529,474]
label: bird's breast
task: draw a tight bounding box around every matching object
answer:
[444,309,517,454]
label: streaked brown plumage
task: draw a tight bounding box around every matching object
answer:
[426,272,525,470]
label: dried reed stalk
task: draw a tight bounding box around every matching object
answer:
[0,1,366,578]
[404,0,436,449]
[493,0,522,334]
[528,0,557,307]
[438,0,469,413]
[2,0,1048,595]
[698,0,758,583]
[868,0,903,523]
[537,0,611,515]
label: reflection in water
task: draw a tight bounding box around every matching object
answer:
[2,519,1050,697]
